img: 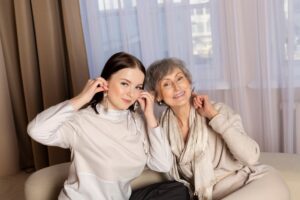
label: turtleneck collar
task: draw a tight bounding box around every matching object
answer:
[95,103,130,122]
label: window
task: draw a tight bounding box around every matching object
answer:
[284,0,300,61]
[79,0,223,89]
[284,0,300,82]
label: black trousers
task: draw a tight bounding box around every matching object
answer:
[129,181,190,200]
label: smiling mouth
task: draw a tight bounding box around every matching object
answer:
[122,98,132,104]
[173,91,185,99]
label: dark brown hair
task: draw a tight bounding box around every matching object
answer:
[89,52,146,113]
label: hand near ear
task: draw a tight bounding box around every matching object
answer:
[137,91,158,128]
[70,77,108,110]
[192,93,218,120]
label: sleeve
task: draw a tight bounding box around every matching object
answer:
[145,126,173,173]
[208,103,260,165]
[27,100,77,149]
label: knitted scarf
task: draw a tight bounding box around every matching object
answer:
[160,106,215,200]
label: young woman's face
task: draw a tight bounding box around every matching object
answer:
[106,67,144,110]
[156,67,192,108]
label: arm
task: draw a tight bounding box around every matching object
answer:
[27,101,76,148]
[28,78,108,148]
[209,103,260,165]
[193,95,259,165]
[137,91,172,172]
[146,126,173,172]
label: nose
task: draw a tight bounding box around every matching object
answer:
[173,82,180,91]
[127,87,140,98]
[127,88,133,98]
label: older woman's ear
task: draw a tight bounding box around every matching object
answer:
[156,95,166,106]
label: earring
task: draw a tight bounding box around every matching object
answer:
[103,92,108,111]
[133,101,139,111]
[157,100,164,106]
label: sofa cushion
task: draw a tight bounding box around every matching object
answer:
[259,152,300,200]
[25,152,300,200]
[24,163,167,200]
[131,168,168,190]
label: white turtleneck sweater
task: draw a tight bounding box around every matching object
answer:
[27,101,172,200]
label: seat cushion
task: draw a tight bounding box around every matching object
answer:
[24,163,167,200]
[259,152,300,200]
[25,152,300,200]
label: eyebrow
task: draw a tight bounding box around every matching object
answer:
[161,72,184,81]
[121,78,143,86]
[121,78,131,83]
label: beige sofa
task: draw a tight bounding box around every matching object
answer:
[25,152,300,200]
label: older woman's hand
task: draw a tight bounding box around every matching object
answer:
[192,94,218,120]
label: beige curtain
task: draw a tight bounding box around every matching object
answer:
[0,0,89,174]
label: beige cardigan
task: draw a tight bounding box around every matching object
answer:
[164,102,260,199]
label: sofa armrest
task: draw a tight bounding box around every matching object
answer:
[24,162,69,200]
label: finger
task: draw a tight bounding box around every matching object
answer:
[139,92,154,102]
[191,92,198,97]
[201,96,209,107]
[92,79,107,90]
[193,98,201,108]
[137,98,144,105]
[95,87,106,93]
[95,77,108,85]
[140,91,153,98]
[193,100,199,109]
[144,91,155,100]
[202,95,209,102]
[137,98,145,110]
[194,96,203,107]
[86,79,95,88]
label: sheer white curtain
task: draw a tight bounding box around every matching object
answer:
[79,0,221,87]
[255,0,299,153]
[227,0,300,153]
[79,0,300,153]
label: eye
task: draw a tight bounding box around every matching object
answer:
[177,76,183,82]
[163,82,170,88]
[121,82,129,86]
[136,86,143,90]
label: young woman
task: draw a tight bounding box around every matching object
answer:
[146,58,290,200]
[28,52,186,200]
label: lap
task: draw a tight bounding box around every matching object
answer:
[130,181,190,200]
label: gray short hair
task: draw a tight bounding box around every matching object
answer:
[146,58,192,95]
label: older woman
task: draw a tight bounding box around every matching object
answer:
[146,58,290,200]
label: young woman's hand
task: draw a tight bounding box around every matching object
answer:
[137,91,158,128]
[70,77,108,110]
[192,94,218,120]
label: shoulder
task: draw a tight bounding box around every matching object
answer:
[69,106,97,125]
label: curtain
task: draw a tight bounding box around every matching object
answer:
[79,0,300,153]
[0,0,89,174]
[253,0,299,153]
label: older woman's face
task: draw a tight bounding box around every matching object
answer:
[156,67,192,108]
